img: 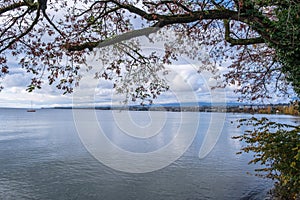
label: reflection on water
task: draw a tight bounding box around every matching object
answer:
[0,109,294,199]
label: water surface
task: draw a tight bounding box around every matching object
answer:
[1,108,297,199]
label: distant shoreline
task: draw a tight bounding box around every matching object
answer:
[1,102,298,116]
[54,105,299,115]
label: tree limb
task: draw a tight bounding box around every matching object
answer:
[224,20,265,45]
[0,7,41,53]
[0,1,38,15]
[143,1,192,13]
[0,2,27,15]
[67,26,160,51]
[42,10,66,37]
[67,9,249,51]
[0,8,30,38]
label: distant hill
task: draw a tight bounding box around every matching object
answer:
[52,102,287,110]
[148,102,241,108]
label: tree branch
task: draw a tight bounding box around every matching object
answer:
[67,26,160,51]
[0,1,38,15]
[143,1,192,13]
[0,2,26,15]
[0,8,30,38]
[66,2,277,51]
[78,6,119,35]
[42,10,66,37]
[0,7,41,53]
[67,9,247,51]
[224,20,264,45]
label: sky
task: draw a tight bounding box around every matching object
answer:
[0,62,234,108]
[0,55,292,109]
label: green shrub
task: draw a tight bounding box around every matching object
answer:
[233,117,300,199]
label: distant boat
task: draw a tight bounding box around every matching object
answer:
[27,101,36,112]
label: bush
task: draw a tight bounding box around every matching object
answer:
[233,117,300,199]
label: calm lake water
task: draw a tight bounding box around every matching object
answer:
[0,108,299,200]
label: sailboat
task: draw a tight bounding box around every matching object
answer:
[27,101,36,112]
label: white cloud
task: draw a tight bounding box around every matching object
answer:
[1,60,292,108]
[2,70,31,88]
[0,60,254,108]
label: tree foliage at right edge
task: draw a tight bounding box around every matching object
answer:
[234,117,300,199]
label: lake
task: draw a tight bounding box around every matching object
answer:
[0,108,298,199]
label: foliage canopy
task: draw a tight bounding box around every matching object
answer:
[0,0,299,102]
[234,117,300,199]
